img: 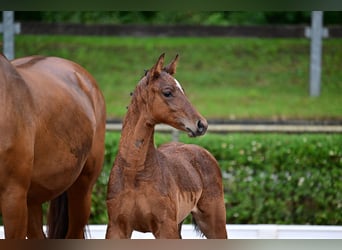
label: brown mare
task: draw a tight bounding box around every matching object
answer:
[0,54,106,239]
[106,54,227,239]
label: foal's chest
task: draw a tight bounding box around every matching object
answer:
[118,186,172,232]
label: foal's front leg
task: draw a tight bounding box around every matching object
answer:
[106,198,134,239]
[106,221,133,239]
[153,220,181,239]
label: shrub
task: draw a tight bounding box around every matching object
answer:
[91,132,342,225]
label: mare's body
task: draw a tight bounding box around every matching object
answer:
[0,55,106,238]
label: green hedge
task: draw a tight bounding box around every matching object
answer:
[90,132,342,225]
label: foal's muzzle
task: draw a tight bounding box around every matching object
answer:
[186,119,208,137]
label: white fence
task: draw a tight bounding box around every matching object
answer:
[1,224,342,239]
[106,123,342,134]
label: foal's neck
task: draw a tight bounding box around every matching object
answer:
[117,94,157,172]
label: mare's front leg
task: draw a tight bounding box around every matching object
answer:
[27,202,46,239]
[0,150,33,239]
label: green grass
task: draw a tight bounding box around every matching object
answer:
[15,35,342,120]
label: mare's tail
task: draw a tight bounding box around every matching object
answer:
[47,192,69,238]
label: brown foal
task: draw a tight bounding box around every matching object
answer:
[106,53,227,239]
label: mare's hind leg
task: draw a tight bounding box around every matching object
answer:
[27,202,45,238]
[66,169,99,238]
[66,152,104,238]
[191,197,228,239]
[66,182,91,238]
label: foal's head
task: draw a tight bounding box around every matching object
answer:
[133,53,208,137]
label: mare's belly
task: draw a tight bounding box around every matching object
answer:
[28,137,91,203]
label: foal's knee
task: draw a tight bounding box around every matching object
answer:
[106,223,132,239]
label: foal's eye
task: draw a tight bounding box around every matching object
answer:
[162,90,173,98]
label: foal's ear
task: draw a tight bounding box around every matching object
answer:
[164,54,179,75]
[149,53,165,81]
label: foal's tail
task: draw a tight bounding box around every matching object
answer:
[192,217,205,238]
[47,192,69,239]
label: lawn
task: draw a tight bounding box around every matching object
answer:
[15,35,342,121]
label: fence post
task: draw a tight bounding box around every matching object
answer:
[306,11,328,97]
[171,128,179,142]
[0,11,21,60]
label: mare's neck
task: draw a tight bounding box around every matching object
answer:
[117,93,157,171]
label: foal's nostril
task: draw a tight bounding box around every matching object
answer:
[197,120,206,133]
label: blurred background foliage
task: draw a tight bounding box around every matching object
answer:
[13,11,342,25]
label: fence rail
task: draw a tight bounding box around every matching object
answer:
[106,123,342,134]
[2,224,341,239]
[18,22,342,38]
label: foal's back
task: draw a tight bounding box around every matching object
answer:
[158,142,223,190]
